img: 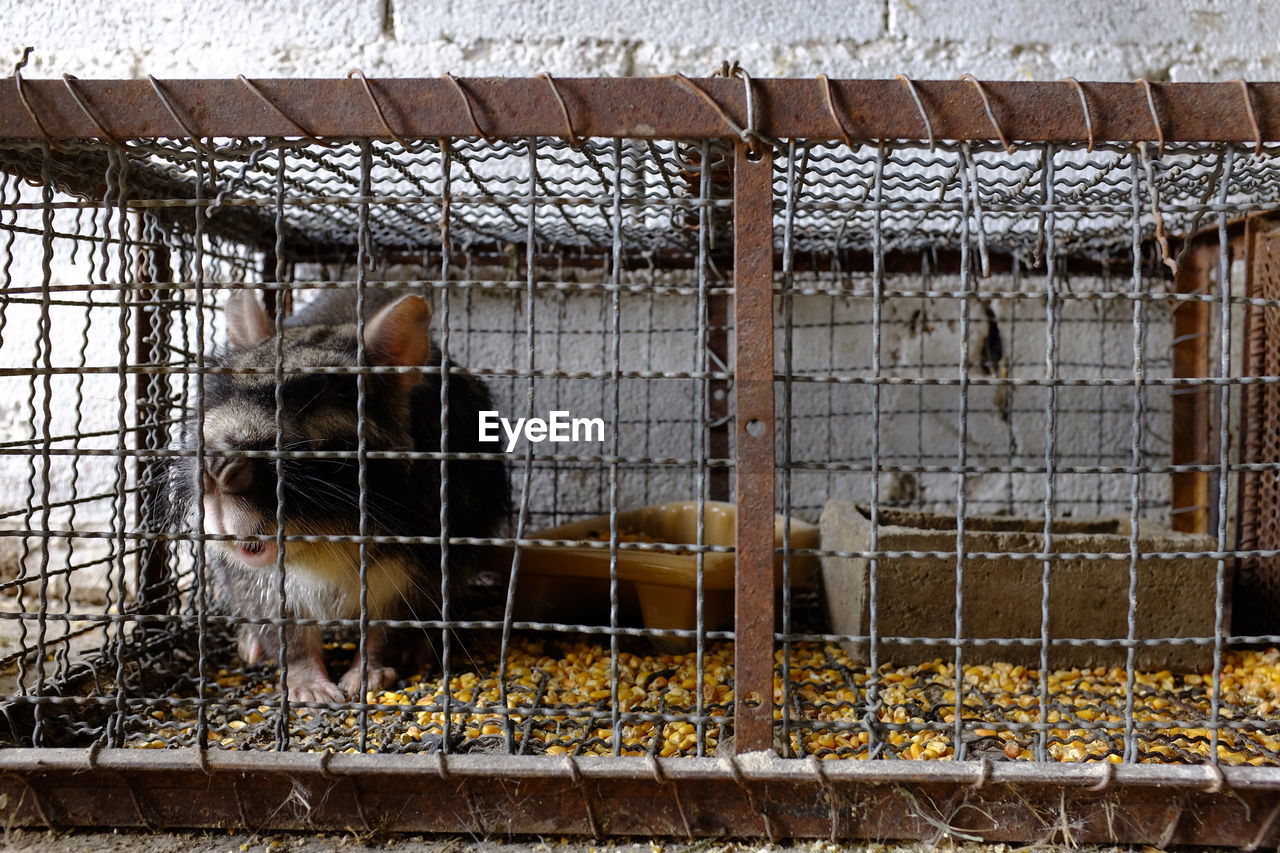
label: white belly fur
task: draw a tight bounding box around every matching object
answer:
[280,541,421,621]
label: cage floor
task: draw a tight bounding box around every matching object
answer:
[97,637,1280,765]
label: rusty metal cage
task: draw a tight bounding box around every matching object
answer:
[3,76,1280,844]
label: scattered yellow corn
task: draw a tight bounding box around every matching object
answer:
[117,641,1280,764]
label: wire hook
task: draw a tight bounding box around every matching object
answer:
[147,75,214,155]
[1234,78,1263,156]
[960,73,1013,154]
[895,74,935,151]
[1136,78,1165,151]
[536,72,584,149]
[11,46,62,150]
[1061,76,1095,152]
[817,73,855,149]
[237,75,325,144]
[347,68,414,150]
[61,74,123,147]
[441,73,494,142]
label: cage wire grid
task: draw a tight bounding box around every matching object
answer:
[3,76,1280,841]
[773,139,1241,767]
[0,134,755,758]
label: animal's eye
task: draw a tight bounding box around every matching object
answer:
[330,381,360,406]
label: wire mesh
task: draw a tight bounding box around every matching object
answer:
[0,135,739,758]
[776,138,1274,765]
[0,128,1278,771]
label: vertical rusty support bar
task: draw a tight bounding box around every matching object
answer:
[1236,217,1280,634]
[1171,243,1217,534]
[134,223,171,618]
[732,142,777,753]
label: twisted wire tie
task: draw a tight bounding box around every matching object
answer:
[721,755,777,842]
[562,754,602,838]
[646,754,694,838]
[668,71,772,157]
[806,754,841,842]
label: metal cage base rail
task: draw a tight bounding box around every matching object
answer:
[4,749,1280,845]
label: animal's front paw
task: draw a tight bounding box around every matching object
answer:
[237,624,271,664]
[338,665,398,698]
[287,675,346,704]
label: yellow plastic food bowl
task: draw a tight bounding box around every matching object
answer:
[505,501,818,652]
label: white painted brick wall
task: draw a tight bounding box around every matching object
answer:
[396,0,884,48]
[5,0,1278,80]
[6,0,384,56]
[0,0,1245,598]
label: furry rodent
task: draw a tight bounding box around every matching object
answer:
[172,287,510,702]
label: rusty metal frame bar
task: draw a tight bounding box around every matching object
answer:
[732,142,776,753]
[3,78,1280,143]
[4,749,1280,844]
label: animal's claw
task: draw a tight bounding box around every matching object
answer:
[287,676,345,705]
[236,624,269,664]
[338,665,398,698]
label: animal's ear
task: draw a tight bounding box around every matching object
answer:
[364,294,432,386]
[225,290,273,350]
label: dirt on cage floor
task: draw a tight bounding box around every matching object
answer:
[91,633,1280,765]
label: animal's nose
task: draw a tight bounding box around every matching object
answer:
[202,456,254,495]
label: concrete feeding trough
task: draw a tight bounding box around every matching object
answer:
[818,501,1224,671]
